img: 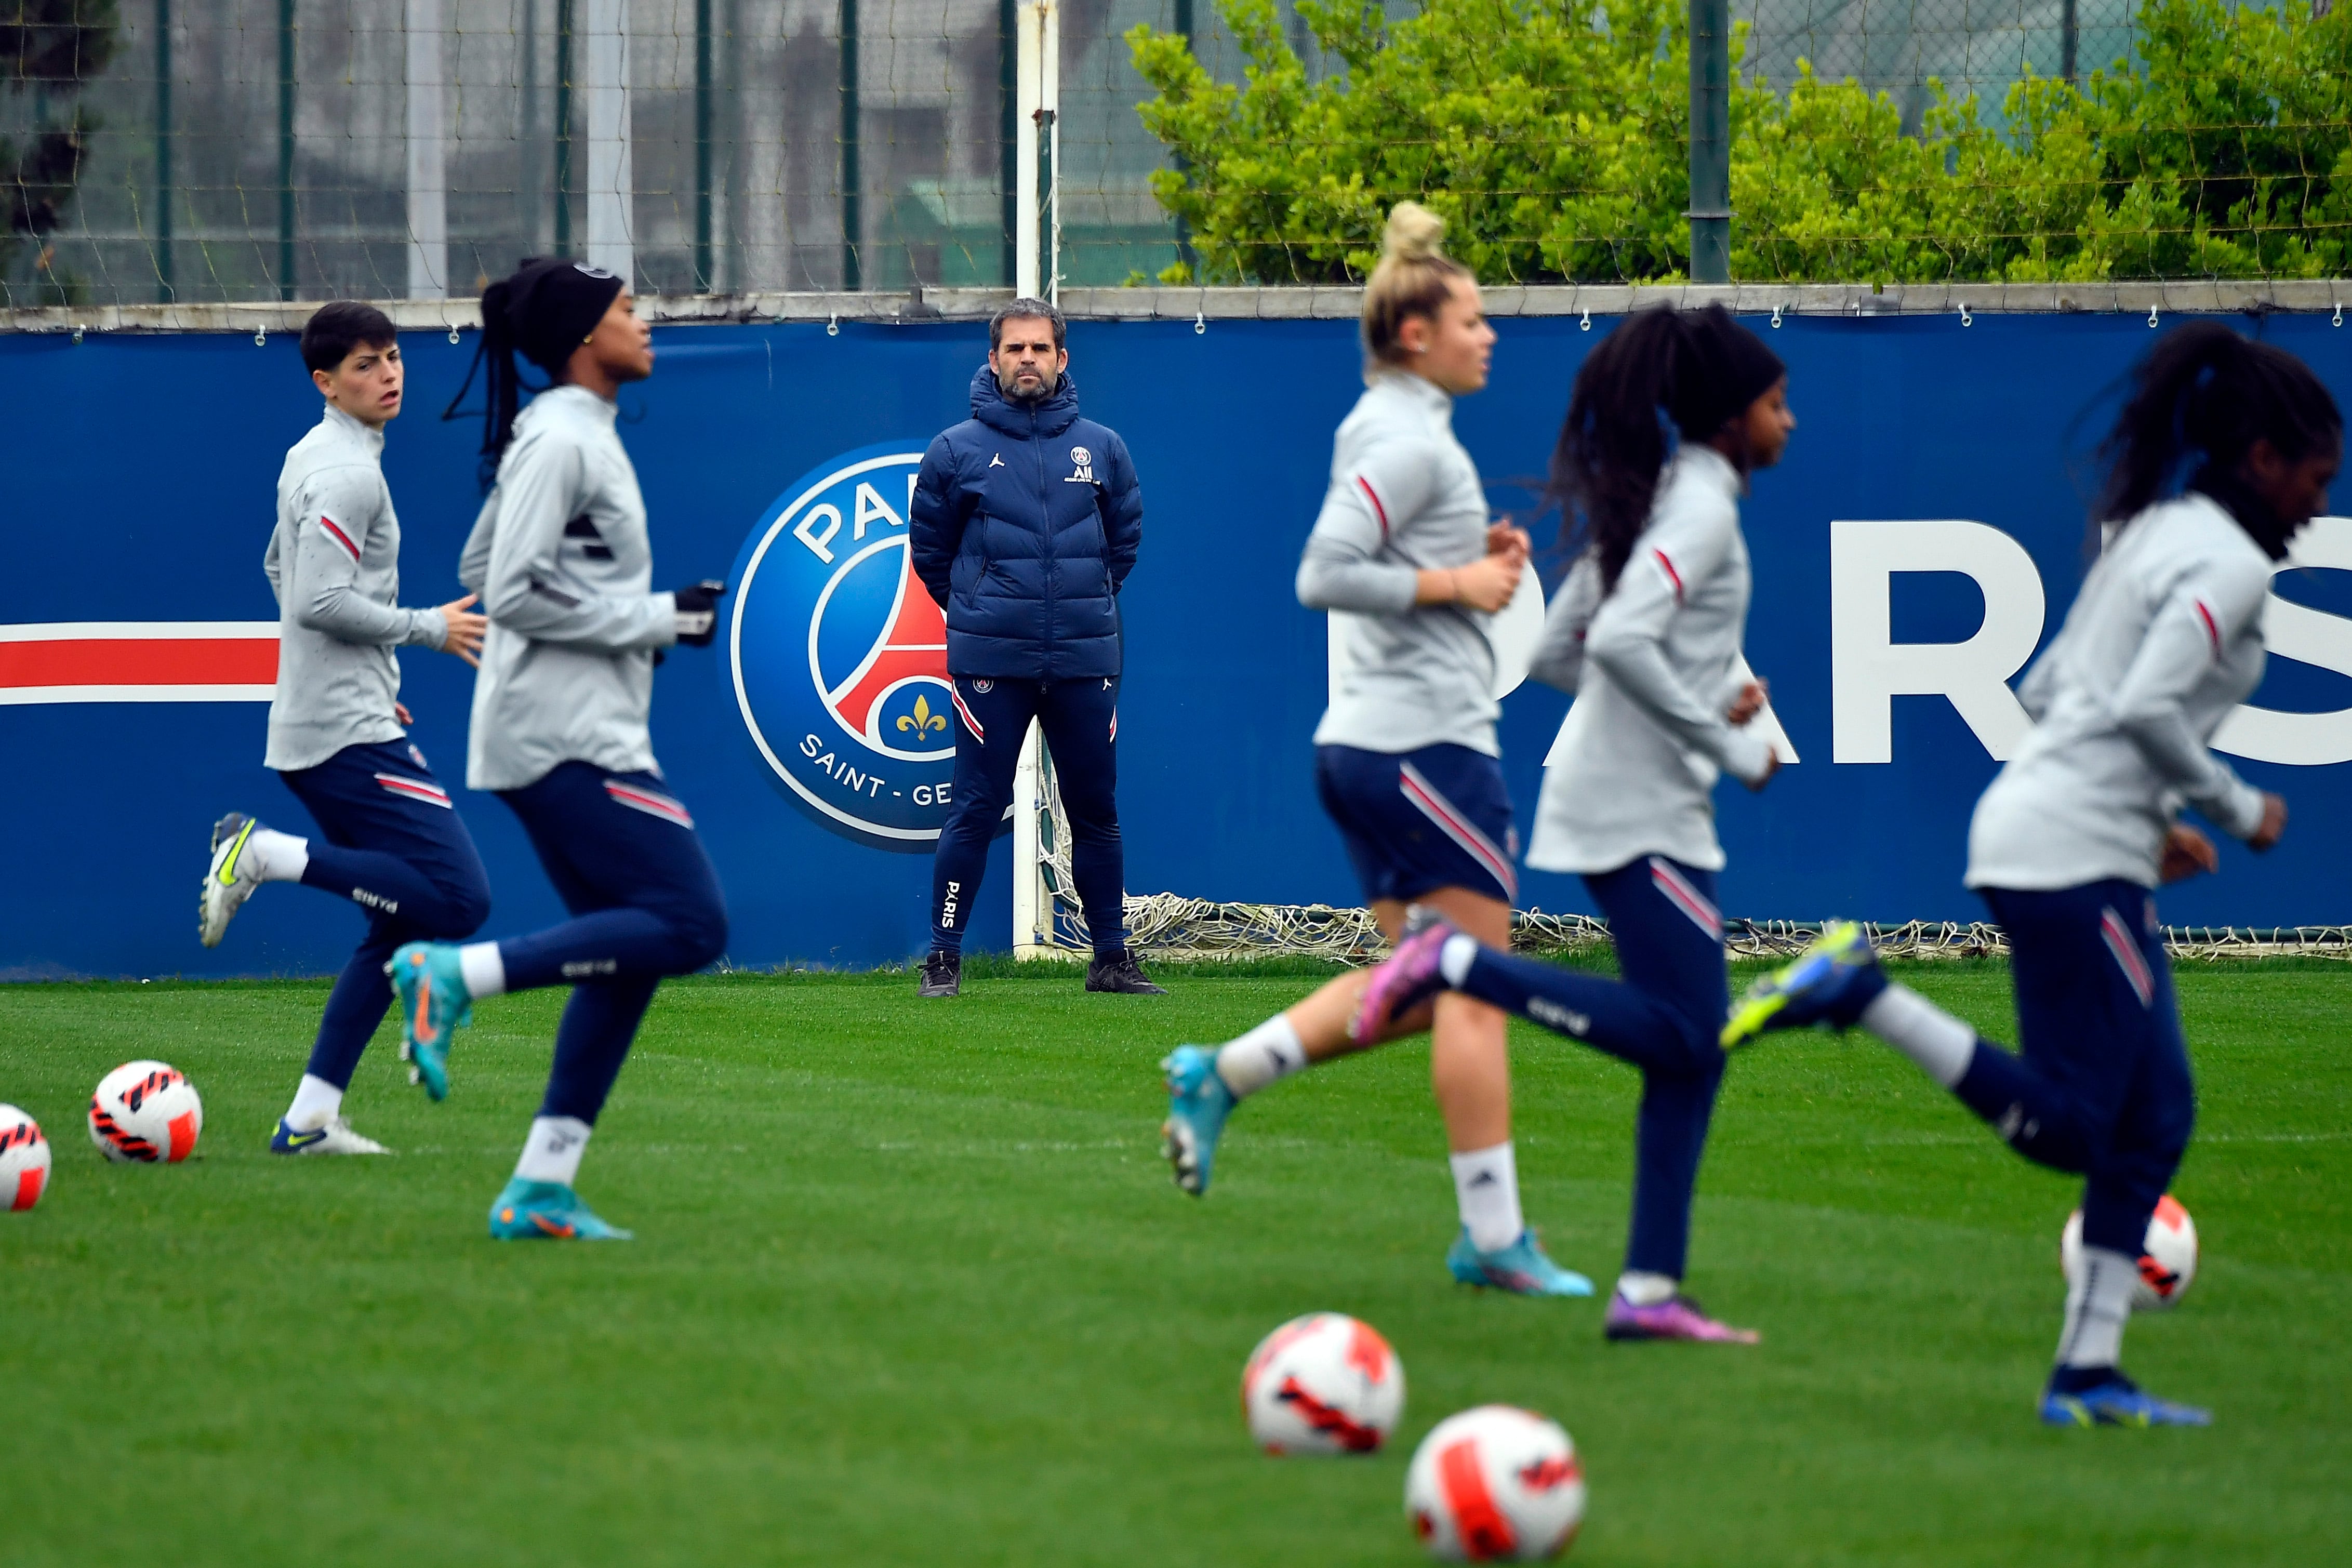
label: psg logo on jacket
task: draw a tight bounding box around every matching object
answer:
[725,441,964,852]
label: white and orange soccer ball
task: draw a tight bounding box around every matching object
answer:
[0,1105,52,1210]
[1405,1405,1587,1563]
[2062,1194,2198,1311]
[87,1062,203,1164]
[1240,1312,1405,1455]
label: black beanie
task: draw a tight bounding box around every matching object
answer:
[487,257,626,372]
[1665,303,1786,440]
[444,257,629,486]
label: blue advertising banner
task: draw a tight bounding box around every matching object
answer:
[3,310,2348,977]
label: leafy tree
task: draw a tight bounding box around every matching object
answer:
[0,0,119,304]
[1128,0,2352,284]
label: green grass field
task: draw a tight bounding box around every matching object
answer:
[2,959,2346,1565]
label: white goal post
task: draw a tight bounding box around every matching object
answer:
[1011,0,1066,961]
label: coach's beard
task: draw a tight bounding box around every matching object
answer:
[998,367,1058,404]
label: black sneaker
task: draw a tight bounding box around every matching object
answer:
[918,949,961,998]
[1085,950,1166,995]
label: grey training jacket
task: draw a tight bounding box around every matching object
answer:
[1296,371,1501,757]
[263,404,449,772]
[1967,491,2271,892]
[459,385,678,792]
[1527,446,1773,875]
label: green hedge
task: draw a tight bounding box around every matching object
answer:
[1127,0,2352,284]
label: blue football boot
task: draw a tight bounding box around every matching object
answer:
[1160,1044,1236,1197]
[2040,1370,2211,1428]
[387,941,472,1102]
[487,1178,634,1241]
[1721,920,1888,1048]
[1445,1228,1596,1297]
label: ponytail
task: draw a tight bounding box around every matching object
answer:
[1550,304,1785,591]
[2094,322,2341,555]
[441,257,627,491]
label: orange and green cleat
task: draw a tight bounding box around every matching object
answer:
[487,1177,633,1241]
[388,941,472,1101]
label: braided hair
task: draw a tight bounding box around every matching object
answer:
[443,258,626,489]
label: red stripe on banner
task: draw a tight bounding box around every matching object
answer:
[316,515,362,561]
[0,638,278,689]
[2194,600,2221,658]
[1355,475,1391,540]
[1653,548,1685,603]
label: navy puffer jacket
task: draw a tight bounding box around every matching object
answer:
[910,366,1144,680]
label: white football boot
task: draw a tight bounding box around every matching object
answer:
[200,812,267,948]
[270,1117,393,1155]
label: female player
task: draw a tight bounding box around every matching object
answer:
[1724,323,2336,1424]
[388,258,732,1241]
[1160,203,1590,1297]
[1349,304,1794,1341]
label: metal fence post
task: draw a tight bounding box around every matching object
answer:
[1688,0,1730,285]
[155,0,172,302]
[839,0,860,290]
[278,0,296,301]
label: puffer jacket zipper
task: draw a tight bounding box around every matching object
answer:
[1032,400,1055,673]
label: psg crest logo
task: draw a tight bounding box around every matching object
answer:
[724,441,965,852]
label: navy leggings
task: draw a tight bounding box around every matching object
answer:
[497,762,729,1125]
[1957,882,2195,1257]
[1450,855,1731,1280]
[929,674,1126,955]
[278,739,492,1092]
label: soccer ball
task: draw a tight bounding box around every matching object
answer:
[2061,1194,2198,1311]
[1405,1405,1586,1562]
[88,1061,204,1164]
[1240,1312,1405,1454]
[0,1105,51,1211]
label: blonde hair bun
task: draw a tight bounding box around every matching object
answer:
[1381,201,1447,264]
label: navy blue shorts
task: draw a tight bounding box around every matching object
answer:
[1315,742,1519,906]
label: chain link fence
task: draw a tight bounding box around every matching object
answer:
[10,0,2338,308]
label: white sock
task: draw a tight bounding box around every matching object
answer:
[247,828,310,882]
[513,1116,592,1186]
[1859,983,1978,1088]
[1213,1015,1307,1098]
[1439,932,1479,988]
[2057,1244,2137,1368]
[283,1073,343,1132]
[1616,1270,1678,1307]
[459,941,508,999]
[1449,1141,1525,1252]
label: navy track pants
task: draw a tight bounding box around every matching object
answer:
[496,762,729,1124]
[929,674,1126,955]
[1959,881,2195,1257]
[278,739,491,1092]
[1450,855,1731,1280]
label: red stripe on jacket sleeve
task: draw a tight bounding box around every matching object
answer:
[1652,548,1685,603]
[315,515,362,562]
[1354,475,1391,540]
[2194,600,2221,658]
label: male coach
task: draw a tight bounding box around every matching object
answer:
[908,297,1162,998]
